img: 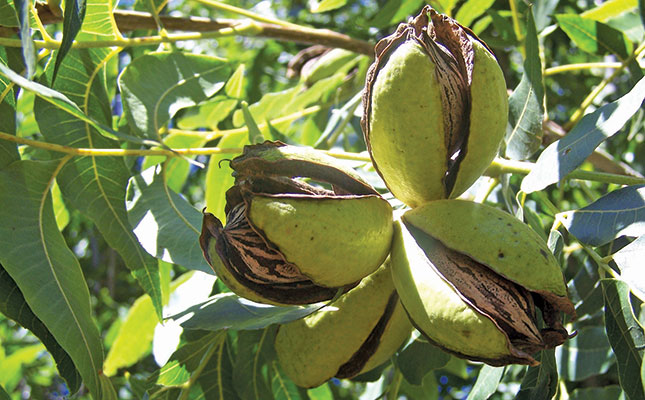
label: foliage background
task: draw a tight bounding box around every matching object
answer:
[0,0,644,399]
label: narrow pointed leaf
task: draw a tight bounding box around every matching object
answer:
[311,0,347,13]
[241,101,264,144]
[602,279,645,400]
[0,160,103,399]
[127,166,211,274]
[522,77,645,193]
[612,235,645,301]
[505,7,544,160]
[51,0,86,84]
[466,365,504,400]
[557,185,645,246]
[225,64,245,98]
[0,265,82,393]
[119,52,230,139]
[0,0,18,26]
[34,48,163,317]
[170,293,320,331]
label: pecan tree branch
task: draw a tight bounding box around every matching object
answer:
[32,2,374,55]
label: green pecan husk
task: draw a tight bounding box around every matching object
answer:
[275,260,413,388]
[390,200,575,366]
[362,6,508,207]
[200,141,393,305]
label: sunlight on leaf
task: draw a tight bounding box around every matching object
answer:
[612,235,645,301]
[557,185,645,246]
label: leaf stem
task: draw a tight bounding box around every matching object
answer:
[486,158,645,186]
[387,367,403,399]
[3,130,644,186]
[0,21,263,49]
[564,41,645,130]
[544,62,623,75]
[30,3,374,55]
[508,0,524,44]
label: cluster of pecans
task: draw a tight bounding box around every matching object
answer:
[199,6,575,389]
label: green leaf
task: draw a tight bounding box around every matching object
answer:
[192,337,238,400]
[13,0,35,78]
[171,293,320,331]
[103,293,159,376]
[0,0,18,27]
[99,374,118,400]
[466,365,504,400]
[34,48,163,318]
[77,0,121,39]
[569,386,623,400]
[51,180,70,230]
[602,279,645,400]
[555,326,614,381]
[568,261,604,318]
[204,132,247,222]
[612,235,645,301]
[126,166,212,274]
[141,132,205,192]
[0,384,8,400]
[176,96,238,130]
[51,0,86,85]
[232,87,299,128]
[0,48,18,169]
[0,60,148,146]
[555,14,632,59]
[151,331,226,386]
[271,361,302,400]
[582,0,638,23]
[396,338,450,385]
[225,64,246,98]
[233,329,274,400]
[0,160,103,399]
[368,0,424,29]
[119,52,230,139]
[515,350,558,400]
[521,77,645,193]
[0,343,45,391]
[455,0,495,27]
[310,0,346,13]
[0,265,82,393]
[532,0,559,31]
[556,185,645,246]
[505,7,544,160]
